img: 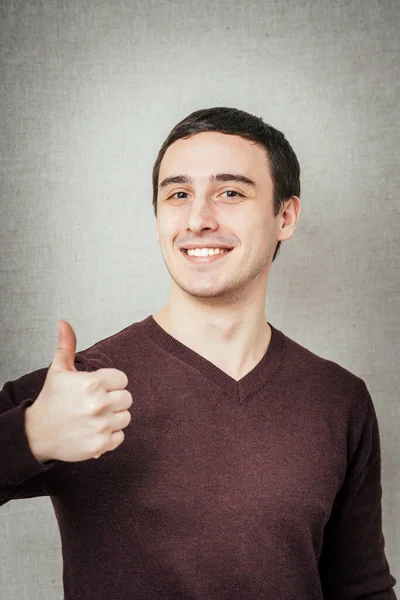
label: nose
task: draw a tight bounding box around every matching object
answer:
[186,198,219,235]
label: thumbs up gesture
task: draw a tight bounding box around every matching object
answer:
[25,321,132,463]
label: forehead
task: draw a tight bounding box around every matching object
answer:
[159,131,270,180]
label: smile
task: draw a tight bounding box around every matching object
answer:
[180,248,233,263]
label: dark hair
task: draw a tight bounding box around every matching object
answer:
[152,107,300,262]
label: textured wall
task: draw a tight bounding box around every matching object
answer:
[0,0,399,597]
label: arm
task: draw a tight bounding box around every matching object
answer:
[0,355,87,506]
[318,383,397,599]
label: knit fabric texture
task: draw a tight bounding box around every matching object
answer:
[0,315,397,599]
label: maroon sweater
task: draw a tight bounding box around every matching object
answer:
[0,315,397,599]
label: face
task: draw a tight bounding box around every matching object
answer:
[156,131,296,303]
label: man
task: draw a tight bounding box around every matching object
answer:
[1,107,397,599]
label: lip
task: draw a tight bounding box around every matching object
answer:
[179,244,234,250]
[180,248,233,264]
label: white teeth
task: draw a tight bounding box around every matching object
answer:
[186,248,228,257]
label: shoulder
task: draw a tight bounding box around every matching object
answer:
[75,318,149,372]
[278,327,369,421]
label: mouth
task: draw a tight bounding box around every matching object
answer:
[180,248,233,264]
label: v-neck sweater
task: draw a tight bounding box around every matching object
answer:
[0,315,397,599]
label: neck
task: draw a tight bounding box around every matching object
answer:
[153,291,271,381]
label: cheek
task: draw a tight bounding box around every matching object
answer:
[161,211,183,230]
[157,214,179,238]
[246,219,274,254]
[157,218,183,252]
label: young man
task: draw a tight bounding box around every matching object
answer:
[1,107,397,599]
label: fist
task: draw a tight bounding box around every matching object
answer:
[25,320,132,463]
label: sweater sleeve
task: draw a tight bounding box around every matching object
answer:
[318,383,397,599]
[0,354,88,506]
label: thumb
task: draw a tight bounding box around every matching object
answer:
[50,320,78,372]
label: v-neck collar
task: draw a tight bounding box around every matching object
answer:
[140,315,287,404]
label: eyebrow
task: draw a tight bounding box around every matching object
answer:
[158,173,257,190]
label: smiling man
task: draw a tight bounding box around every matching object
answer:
[153,127,300,380]
[0,107,397,600]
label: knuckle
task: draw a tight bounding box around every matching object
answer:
[87,397,105,414]
[115,430,125,446]
[117,370,128,387]
[84,377,102,394]
[121,389,133,405]
[95,417,109,433]
[104,430,124,453]
[90,436,106,455]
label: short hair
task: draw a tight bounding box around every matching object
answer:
[152,107,300,262]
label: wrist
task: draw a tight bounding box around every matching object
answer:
[24,404,52,463]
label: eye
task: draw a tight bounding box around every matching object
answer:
[168,190,244,200]
[220,190,244,198]
[169,191,189,199]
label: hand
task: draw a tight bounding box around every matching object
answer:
[25,320,132,462]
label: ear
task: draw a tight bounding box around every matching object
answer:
[276,196,301,243]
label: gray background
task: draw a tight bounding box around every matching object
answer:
[0,0,399,597]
